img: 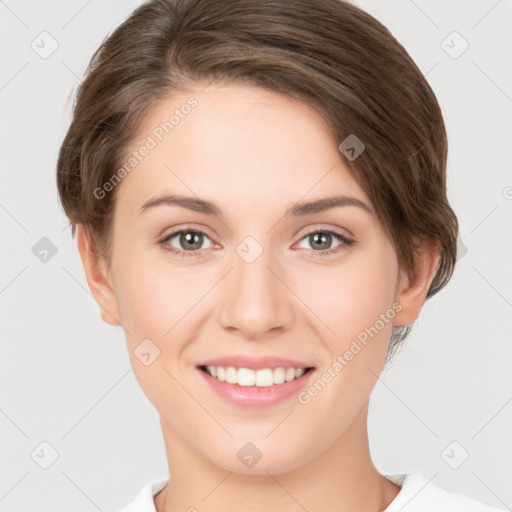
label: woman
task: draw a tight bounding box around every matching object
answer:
[56,0,505,510]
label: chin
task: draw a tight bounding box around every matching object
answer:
[201,437,314,476]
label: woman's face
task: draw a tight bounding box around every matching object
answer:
[94,82,406,473]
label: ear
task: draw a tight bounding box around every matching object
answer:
[76,224,122,326]
[393,238,440,327]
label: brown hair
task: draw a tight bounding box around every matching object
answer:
[56,0,459,364]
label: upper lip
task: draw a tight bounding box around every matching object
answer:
[196,355,315,371]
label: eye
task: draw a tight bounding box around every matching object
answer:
[159,229,214,257]
[159,227,355,258]
[295,229,355,256]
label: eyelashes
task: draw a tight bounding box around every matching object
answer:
[295,228,355,256]
[159,227,356,258]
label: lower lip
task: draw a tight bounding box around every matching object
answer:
[196,367,315,407]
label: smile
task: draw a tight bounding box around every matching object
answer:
[199,365,314,387]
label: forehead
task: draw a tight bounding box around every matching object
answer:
[114,82,369,215]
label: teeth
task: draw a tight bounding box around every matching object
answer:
[204,365,308,387]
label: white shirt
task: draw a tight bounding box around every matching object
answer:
[116,473,506,512]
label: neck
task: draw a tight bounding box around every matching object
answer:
[154,401,401,512]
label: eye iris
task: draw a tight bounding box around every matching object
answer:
[310,232,331,250]
[181,231,203,250]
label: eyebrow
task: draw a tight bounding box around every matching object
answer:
[139,193,373,218]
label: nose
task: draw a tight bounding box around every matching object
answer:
[216,239,294,341]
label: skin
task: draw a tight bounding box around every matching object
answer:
[77,82,439,511]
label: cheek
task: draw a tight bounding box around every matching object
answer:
[112,246,196,336]
[296,254,399,430]
[111,250,195,410]
[298,252,398,345]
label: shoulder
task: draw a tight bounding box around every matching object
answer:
[383,473,507,512]
[116,477,169,512]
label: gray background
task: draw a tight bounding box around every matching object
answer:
[1,0,511,510]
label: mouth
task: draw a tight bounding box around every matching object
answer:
[194,354,317,406]
[197,364,315,387]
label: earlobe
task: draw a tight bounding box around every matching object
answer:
[393,238,440,327]
[76,224,122,327]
